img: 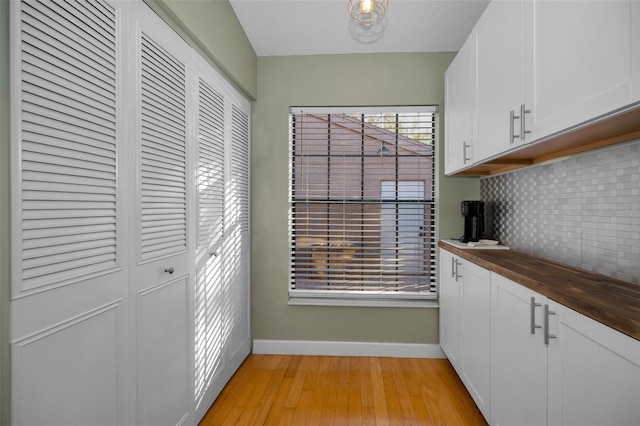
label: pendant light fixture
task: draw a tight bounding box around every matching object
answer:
[348,0,388,26]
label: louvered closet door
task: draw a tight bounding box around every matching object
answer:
[10,1,129,425]
[193,62,227,419]
[224,102,251,360]
[128,2,195,425]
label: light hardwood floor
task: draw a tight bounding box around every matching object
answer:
[199,354,488,425]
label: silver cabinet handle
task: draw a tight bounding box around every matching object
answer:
[520,104,531,140]
[510,110,520,144]
[463,142,471,164]
[530,297,542,334]
[164,267,175,274]
[544,304,557,345]
[455,259,462,281]
[451,257,456,278]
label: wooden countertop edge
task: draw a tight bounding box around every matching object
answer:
[438,240,640,341]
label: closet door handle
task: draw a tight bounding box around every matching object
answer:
[164,267,175,274]
[520,104,531,140]
[530,297,542,334]
[544,304,557,345]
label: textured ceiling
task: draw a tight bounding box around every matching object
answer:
[229,0,490,56]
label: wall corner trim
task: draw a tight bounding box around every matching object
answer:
[252,339,446,359]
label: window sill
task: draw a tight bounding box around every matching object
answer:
[287,297,439,308]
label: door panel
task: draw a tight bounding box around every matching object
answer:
[547,304,640,426]
[476,0,525,161]
[13,302,122,426]
[10,1,129,424]
[439,249,460,365]
[528,0,636,139]
[460,261,491,421]
[137,277,191,426]
[193,64,227,415]
[129,2,194,424]
[137,30,188,263]
[226,105,251,359]
[491,273,547,426]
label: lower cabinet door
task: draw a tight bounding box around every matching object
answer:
[491,273,548,426]
[460,260,491,422]
[439,249,461,366]
[547,303,640,426]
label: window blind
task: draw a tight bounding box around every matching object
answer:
[289,107,438,300]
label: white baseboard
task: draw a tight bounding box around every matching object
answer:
[252,339,446,358]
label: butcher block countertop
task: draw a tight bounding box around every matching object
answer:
[439,240,640,341]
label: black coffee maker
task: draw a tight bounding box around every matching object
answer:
[460,201,485,243]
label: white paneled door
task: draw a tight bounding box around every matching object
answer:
[10,1,251,425]
[10,0,129,424]
[128,3,195,425]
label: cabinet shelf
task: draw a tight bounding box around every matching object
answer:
[452,101,640,176]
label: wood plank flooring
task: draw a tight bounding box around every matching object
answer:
[199,355,488,426]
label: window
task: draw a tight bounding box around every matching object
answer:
[289,106,438,302]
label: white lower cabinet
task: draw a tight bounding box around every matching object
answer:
[547,303,640,426]
[491,272,548,426]
[459,261,491,422]
[440,249,640,426]
[439,249,461,366]
[439,248,491,423]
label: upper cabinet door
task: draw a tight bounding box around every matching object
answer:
[526,0,640,140]
[475,0,526,162]
[444,34,476,175]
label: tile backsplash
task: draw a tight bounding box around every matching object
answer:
[481,138,640,285]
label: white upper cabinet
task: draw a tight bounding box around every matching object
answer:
[446,0,640,172]
[444,34,476,175]
[475,0,527,163]
[525,0,640,140]
[439,248,491,424]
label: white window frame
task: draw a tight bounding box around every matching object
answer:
[288,106,438,306]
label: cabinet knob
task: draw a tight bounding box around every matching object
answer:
[164,267,175,274]
[210,251,218,258]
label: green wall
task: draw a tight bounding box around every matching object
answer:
[1,0,10,421]
[145,0,257,99]
[251,53,480,344]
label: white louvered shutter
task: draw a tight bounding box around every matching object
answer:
[230,106,250,235]
[138,32,187,261]
[197,79,225,248]
[17,0,119,291]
